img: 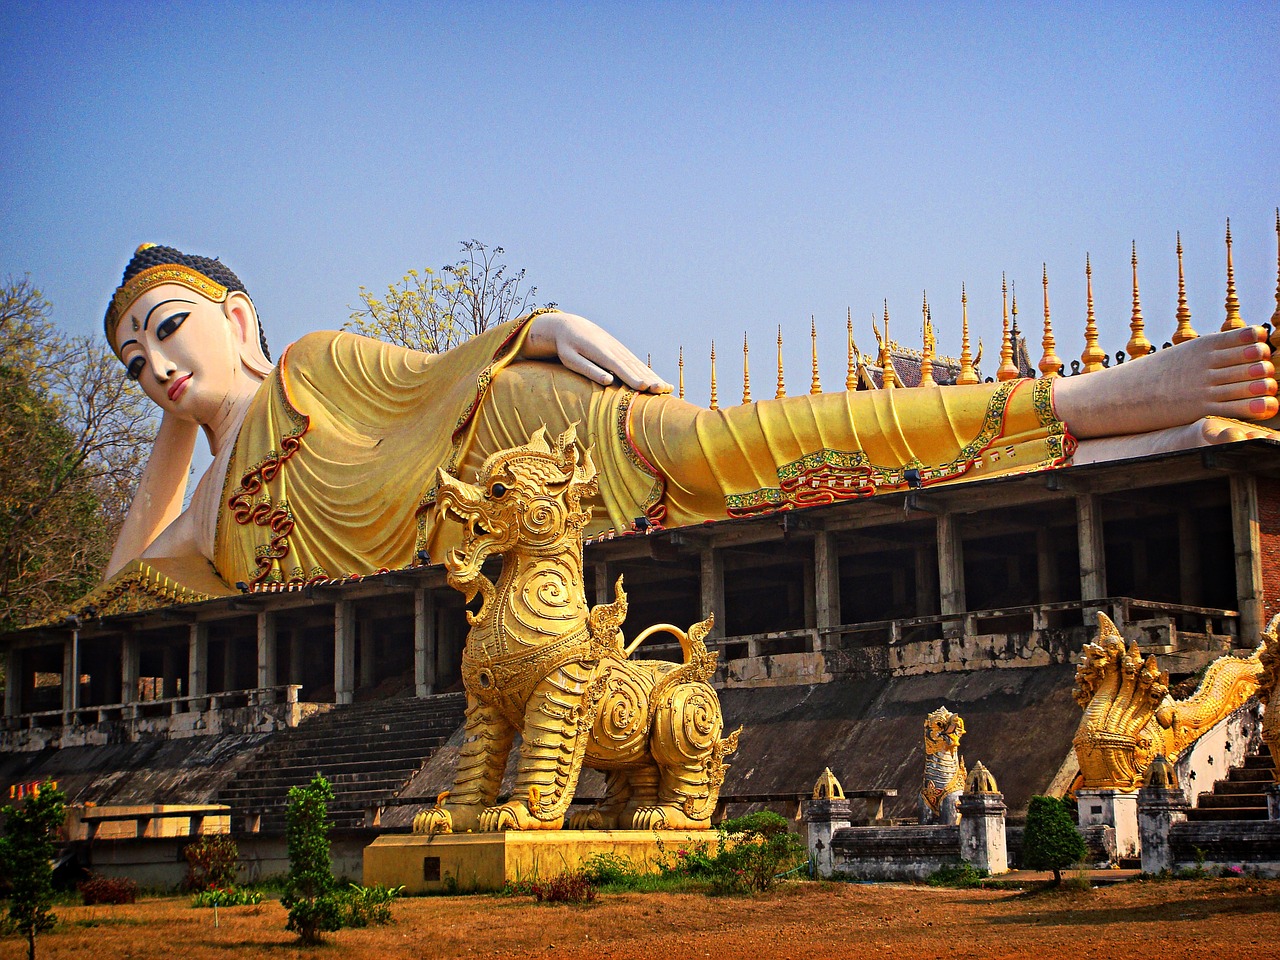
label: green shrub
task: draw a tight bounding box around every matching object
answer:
[282,774,343,944]
[191,887,264,908]
[77,875,138,905]
[1022,795,1087,884]
[581,852,642,889]
[182,834,239,892]
[714,811,805,893]
[0,781,67,960]
[925,863,987,888]
[341,883,402,926]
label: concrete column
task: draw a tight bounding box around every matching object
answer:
[700,547,725,639]
[188,622,208,703]
[335,601,356,705]
[814,532,841,630]
[62,630,80,714]
[1137,785,1189,875]
[1076,494,1107,604]
[1035,528,1059,604]
[1177,510,1203,607]
[359,617,377,691]
[803,797,853,879]
[3,647,19,716]
[1230,474,1265,644]
[256,611,278,691]
[121,633,140,706]
[937,513,966,619]
[914,543,938,617]
[1076,788,1139,860]
[414,589,437,697]
[957,791,1009,875]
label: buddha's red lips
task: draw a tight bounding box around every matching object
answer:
[168,374,192,401]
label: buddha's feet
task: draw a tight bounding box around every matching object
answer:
[630,804,711,831]
[1073,416,1280,466]
[1055,326,1279,440]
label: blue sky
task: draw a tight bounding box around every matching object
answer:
[2,1,1277,405]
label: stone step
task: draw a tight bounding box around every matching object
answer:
[1185,806,1270,821]
[1226,766,1274,783]
[1211,778,1273,796]
[1195,792,1266,810]
[1242,753,1276,770]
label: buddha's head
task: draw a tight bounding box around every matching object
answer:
[104,244,273,423]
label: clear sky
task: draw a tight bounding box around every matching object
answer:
[2,1,1278,406]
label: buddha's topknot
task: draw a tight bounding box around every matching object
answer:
[107,243,271,362]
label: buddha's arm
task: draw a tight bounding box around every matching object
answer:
[105,412,198,578]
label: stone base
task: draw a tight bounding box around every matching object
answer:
[363,829,707,893]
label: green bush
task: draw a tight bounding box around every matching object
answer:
[182,834,239,892]
[712,812,805,893]
[1022,795,1087,884]
[191,887,264,908]
[282,774,343,944]
[341,883,402,927]
[581,852,642,889]
[0,781,67,960]
[925,863,987,888]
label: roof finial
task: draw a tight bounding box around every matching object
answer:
[809,316,822,394]
[709,340,718,410]
[845,308,857,391]
[879,301,896,388]
[998,272,1018,381]
[958,283,978,385]
[776,325,787,399]
[1038,264,1062,378]
[1172,232,1198,344]
[678,346,685,399]
[1222,218,1244,330]
[919,292,937,388]
[1271,208,1280,332]
[1126,240,1153,358]
[1081,254,1106,373]
[741,333,751,405]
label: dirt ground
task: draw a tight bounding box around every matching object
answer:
[7,877,1280,960]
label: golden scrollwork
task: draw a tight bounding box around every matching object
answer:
[412,425,740,835]
[1072,612,1263,790]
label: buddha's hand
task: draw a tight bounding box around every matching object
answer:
[522,311,673,395]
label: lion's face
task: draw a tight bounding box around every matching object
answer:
[923,706,965,756]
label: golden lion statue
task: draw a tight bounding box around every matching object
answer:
[1072,612,1262,790]
[413,426,740,833]
[919,706,967,825]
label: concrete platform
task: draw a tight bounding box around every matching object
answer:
[363,829,707,893]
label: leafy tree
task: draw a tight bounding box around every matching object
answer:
[1022,795,1086,884]
[282,774,343,944]
[0,781,67,960]
[0,276,155,629]
[346,240,552,353]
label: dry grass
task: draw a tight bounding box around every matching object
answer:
[6,877,1280,960]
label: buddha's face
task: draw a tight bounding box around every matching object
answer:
[114,283,262,424]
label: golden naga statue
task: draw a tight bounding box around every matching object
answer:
[79,243,1280,614]
[411,426,740,833]
[1256,615,1280,780]
[1072,613,1262,790]
[920,706,967,825]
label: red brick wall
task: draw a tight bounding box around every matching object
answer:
[1257,477,1280,621]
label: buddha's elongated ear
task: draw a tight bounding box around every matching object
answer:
[224,291,272,377]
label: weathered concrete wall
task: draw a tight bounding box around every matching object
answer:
[1168,821,1280,878]
[1175,702,1264,805]
[828,825,962,881]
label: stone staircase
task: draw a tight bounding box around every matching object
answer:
[217,692,466,834]
[1186,752,1275,821]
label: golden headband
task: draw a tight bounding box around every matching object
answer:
[105,264,229,355]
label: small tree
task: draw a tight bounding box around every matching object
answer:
[282,774,343,944]
[1022,795,1086,884]
[0,781,67,960]
[182,834,240,892]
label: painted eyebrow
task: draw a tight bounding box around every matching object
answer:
[119,339,139,352]
[142,297,195,331]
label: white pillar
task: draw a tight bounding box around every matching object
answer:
[257,611,278,691]
[1230,474,1265,644]
[62,630,80,714]
[937,513,966,618]
[188,622,208,702]
[958,792,1009,875]
[414,589,437,698]
[1076,494,1107,604]
[335,601,355,705]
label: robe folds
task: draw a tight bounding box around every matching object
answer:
[214,318,1071,589]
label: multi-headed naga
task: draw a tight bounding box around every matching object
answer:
[413,426,740,833]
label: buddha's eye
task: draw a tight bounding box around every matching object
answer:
[125,356,145,381]
[490,482,507,499]
[156,311,189,341]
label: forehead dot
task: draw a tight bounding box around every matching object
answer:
[131,317,140,332]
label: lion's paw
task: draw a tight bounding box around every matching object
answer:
[630,804,710,831]
[412,808,453,836]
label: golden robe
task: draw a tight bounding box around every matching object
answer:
[213,318,1070,589]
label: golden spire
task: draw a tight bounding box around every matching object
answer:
[809,316,822,394]
[776,325,786,399]
[919,292,936,388]
[879,301,896,388]
[998,272,1018,381]
[845,308,857,390]
[1271,208,1280,331]
[741,333,751,405]
[957,283,978,384]
[677,346,685,399]
[1222,218,1244,330]
[1172,232,1198,344]
[1038,263,1062,378]
[1126,241,1153,358]
[1081,254,1106,373]
[709,340,718,410]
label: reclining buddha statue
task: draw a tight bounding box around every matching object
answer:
[93,243,1280,604]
